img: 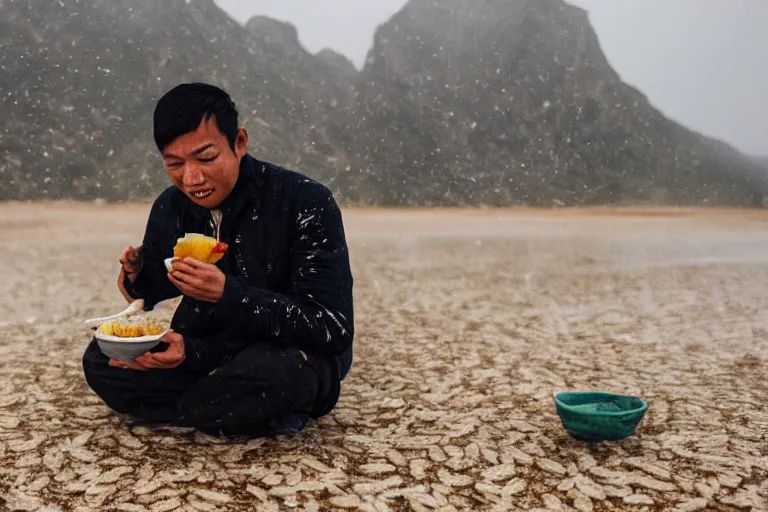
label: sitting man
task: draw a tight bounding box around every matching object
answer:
[82,82,354,437]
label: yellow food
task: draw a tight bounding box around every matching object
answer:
[98,319,165,338]
[173,233,228,264]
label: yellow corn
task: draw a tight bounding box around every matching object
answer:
[98,319,165,338]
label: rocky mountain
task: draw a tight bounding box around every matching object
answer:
[0,0,764,206]
[344,0,765,205]
[0,0,353,201]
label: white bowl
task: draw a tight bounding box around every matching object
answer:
[95,330,169,362]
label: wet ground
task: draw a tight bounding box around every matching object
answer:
[0,203,766,511]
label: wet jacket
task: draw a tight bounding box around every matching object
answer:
[123,154,354,416]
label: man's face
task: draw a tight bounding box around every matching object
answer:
[161,116,248,209]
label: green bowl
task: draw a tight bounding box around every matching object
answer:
[553,391,648,442]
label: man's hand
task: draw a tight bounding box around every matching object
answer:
[117,245,143,303]
[119,246,143,283]
[109,331,185,371]
[167,257,226,303]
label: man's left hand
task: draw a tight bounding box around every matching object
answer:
[168,257,226,302]
[109,331,186,371]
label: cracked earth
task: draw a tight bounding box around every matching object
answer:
[0,203,766,511]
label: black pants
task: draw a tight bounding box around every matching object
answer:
[82,339,321,437]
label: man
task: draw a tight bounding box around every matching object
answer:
[82,83,354,437]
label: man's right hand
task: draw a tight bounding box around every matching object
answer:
[119,246,143,283]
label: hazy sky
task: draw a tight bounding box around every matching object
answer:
[212,0,768,156]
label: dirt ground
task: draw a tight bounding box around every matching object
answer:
[0,202,766,512]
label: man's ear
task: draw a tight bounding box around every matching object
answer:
[235,127,248,158]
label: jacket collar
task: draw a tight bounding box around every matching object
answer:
[218,153,259,220]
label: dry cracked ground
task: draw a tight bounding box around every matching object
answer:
[0,203,766,512]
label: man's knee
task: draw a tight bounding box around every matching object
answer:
[82,339,133,414]
[82,339,110,387]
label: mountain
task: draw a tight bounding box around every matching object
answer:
[0,0,764,206]
[0,0,351,201]
[344,0,765,205]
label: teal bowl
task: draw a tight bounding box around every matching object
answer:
[553,391,648,442]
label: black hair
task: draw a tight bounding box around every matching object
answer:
[153,82,239,153]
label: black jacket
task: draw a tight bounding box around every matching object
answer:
[124,154,354,416]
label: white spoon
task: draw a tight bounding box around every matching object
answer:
[83,299,145,327]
